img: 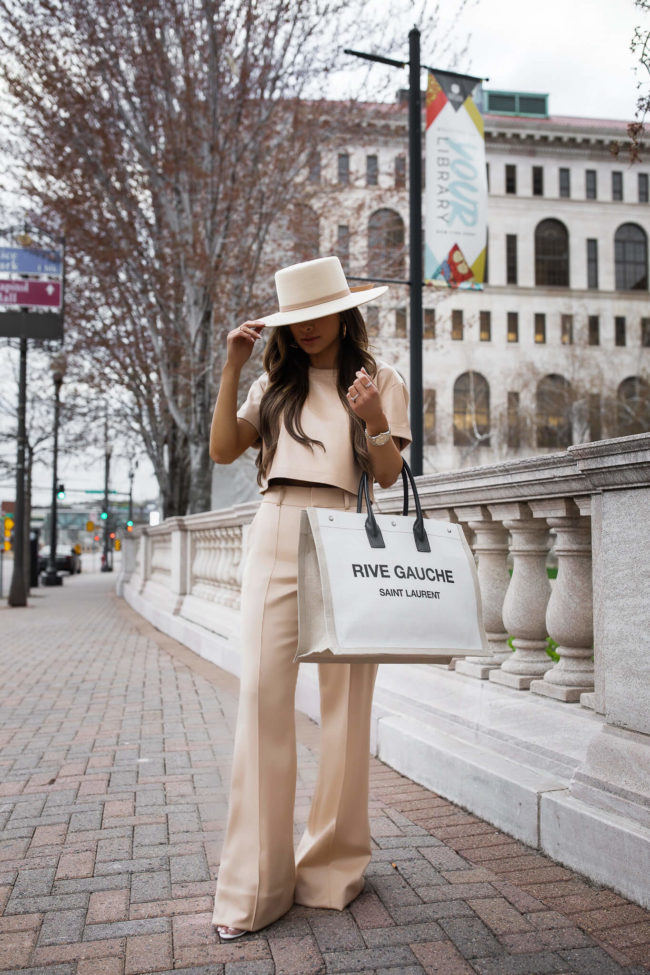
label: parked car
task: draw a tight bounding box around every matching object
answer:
[38,545,82,575]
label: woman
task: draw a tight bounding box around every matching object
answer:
[209,256,411,939]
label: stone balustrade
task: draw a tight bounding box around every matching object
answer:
[118,433,650,908]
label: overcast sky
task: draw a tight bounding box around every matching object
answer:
[1,0,646,511]
[453,0,641,121]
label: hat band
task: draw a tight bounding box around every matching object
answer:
[279,286,351,313]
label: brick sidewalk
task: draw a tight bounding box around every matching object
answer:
[1,572,649,975]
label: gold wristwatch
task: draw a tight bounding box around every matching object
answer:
[365,426,392,446]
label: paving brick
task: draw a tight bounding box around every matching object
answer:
[125,931,173,974]
[499,926,596,953]
[470,952,570,974]
[268,934,325,974]
[603,921,650,949]
[0,928,38,967]
[558,948,636,975]
[37,907,86,946]
[77,958,125,975]
[349,889,394,929]
[410,939,475,974]
[309,911,366,950]
[87,889,130,924]
[323,945,418,972]
[438,915,506,959]
[55,850,95,880]
[362,919,445,946]
[466,897,533,935]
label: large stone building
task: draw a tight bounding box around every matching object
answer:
[303,89,650,474]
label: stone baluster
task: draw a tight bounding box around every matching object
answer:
[529,497,594,702]
[454,505,511,679]
[488,502,553,690]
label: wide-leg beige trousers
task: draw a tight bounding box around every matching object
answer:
[212,484,378,932]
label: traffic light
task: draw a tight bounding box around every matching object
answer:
[109,532,116,540]
[56,483,65,500]
[100,511,108,520]
[126,520,134,532]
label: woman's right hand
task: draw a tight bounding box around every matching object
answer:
[226,321,265,370]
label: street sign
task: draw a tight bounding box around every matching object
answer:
[0,279,62,309]
[86,521,94,531]
[0,311,63,339]
[0,246,62,275]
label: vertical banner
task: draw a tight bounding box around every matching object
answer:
[424,71,487,289]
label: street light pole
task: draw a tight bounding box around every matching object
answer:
[344,29,424,474]
[44,353,66,587]
[408,27,423,475]
[101,415,112,572]
[8,337,28,606]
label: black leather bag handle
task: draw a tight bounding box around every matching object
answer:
[357,460,430,553]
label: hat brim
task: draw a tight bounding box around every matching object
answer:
[256,284,388,327]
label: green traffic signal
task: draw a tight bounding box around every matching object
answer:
[56,483,65,500]
[100,511,108,520]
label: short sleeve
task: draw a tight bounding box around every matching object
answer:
[376,365,411,452]
[237,374,267,440]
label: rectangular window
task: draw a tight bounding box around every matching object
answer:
[366,154,378,186]
[588,315,600,346]
[507,391,520,448]
[587,239,599,289]
[642,318,650,347]
[561,314,573,345]
[506,234,518,284]
[479,311,491,341]
[505,164,516,194]
[586,169,597,199]
[507,311,519,343]
[532,166,544,196]
[337,224,350,272]
[308,151,321,184]
[612,170,623,201]
[395,307,407,338]
[639,173,649,203]
[615,316,626,346]
[534,313,546,344]
[338,153,350,185]
[423,389,436,445]
[365,306,379,337]
[559,168,570,198]
[589,393,602,442]
[451,309,463,340]
[395,155,406,189]
[423,308,436,339]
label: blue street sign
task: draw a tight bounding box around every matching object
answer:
[0,246,62,276]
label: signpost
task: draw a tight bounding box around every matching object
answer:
[0,246,62,275]
[1,224,65,607]
[0,279,62,309]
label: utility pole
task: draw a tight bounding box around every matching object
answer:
[101,413,112,572]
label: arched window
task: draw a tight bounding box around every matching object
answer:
[292,204,319,263]
[535,219,569,286]
[614,224,648,291]
[617,376,650,436]
[453,372,490,447]
[368,208,405,277]
[536,374,572,448]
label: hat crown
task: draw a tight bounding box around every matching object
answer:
[275,257,349,313]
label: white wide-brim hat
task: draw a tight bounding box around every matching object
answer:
[256,256,388,327]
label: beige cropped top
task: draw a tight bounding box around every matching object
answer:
[237,360,412,495]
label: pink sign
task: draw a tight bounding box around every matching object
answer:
[0,279,62,309]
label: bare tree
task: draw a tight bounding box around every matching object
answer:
[0,0,472,516]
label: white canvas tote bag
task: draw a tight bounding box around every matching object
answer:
[296,462,489,664]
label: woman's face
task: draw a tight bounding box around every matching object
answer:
[288,312,341,366]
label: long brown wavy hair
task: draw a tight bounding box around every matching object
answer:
[256,307,377,486]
